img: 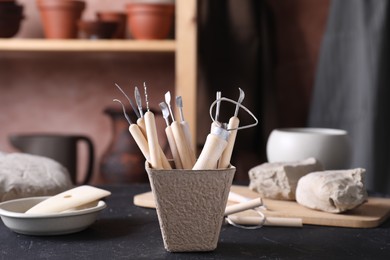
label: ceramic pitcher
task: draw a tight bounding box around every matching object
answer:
[9,134,94,185]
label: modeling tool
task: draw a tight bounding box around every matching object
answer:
[113,99,150,162]
[160,102,183,169]
[115,83,140,118]
[176,96,197,162]
[144,85,171,169]
[218,88,245,169]
[192,125,229,170]
[134,86,147,137]
[165,91,195,168]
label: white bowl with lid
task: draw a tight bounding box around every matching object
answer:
[266,128,351,170]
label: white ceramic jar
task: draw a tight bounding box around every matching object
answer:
[266,128,351,170]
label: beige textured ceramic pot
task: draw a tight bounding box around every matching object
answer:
[145,162,236,252]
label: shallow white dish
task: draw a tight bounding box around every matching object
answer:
[0,196,106,236]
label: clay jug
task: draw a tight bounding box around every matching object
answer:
[9,134,94,185]
[37,0,86,39]
[100,107,148,183]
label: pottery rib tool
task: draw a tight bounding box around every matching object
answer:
[115,83,140,119]
[113,99,151,162]
[160,102,183,169]
[165,91,195,169]
[135,86,147,137]
[218,88,245,169]
[175,96,197,162]
[26,185,111,214]
[192,125,229,170]
[144,84,171,170]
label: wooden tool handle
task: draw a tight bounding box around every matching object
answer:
[144,111,163,169]
[138,116,170,169]
[218,116,240,169]
[171,121,195,169]
[158,146,172,169]
[226,215,303,227]
[137,117,147,138]
[192,133,228,170]
[180,121,197,162]
[165,126,183,169]
[224,198,263,216]
[129,124,150,162]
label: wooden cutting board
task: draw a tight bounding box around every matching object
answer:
[133,185,390,228]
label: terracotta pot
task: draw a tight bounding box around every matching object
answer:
[125,3,174,40]
[36,0,85,39]
[96,11,127,39]
[78,20,118,39]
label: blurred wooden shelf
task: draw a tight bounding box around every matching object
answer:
[0,39,176,52]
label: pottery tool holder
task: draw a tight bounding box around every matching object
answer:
[114,85,259,252]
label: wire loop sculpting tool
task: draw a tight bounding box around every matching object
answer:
[218,88,244,168]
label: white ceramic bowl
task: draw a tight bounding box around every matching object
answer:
[266,128,351,170]
[0,196,106,235]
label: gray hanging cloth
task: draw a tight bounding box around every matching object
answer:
[309,0,390,193]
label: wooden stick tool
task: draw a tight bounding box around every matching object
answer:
[218,88,245,169]
[137,84,171,170]
[192,124,229,170]
[144,85,171,170]
[160,102,183,169]
[176,96,197,161]
[113,99,150,163]
[165,91,195,169]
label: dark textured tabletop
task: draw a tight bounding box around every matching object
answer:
[1,184,389,259]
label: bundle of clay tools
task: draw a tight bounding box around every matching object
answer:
[113,83,258,170]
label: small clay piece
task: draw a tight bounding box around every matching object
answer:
[296,168,367,213]
[248,157,323,200]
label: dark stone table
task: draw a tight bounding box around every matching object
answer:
[1,184,389,259]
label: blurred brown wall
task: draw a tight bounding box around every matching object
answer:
[0,0,174,184]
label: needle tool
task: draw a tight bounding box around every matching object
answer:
[160,102,183,169]
[144,84,171,169]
